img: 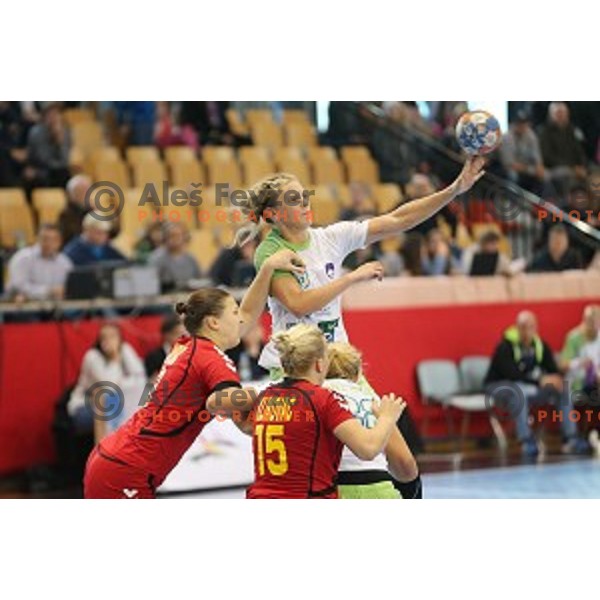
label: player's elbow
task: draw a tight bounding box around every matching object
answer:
[352,438,381,461]
[282,297,309,319]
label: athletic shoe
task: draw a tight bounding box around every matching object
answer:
[561,436,592,455]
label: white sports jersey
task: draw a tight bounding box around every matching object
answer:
[323,377,388,473]
[255,221,368,370]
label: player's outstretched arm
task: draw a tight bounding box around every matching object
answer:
[206,386,257,416]
[333,394,406,461]
[270,261,384,319]
[239,249,305,336]
[365,157,486,244]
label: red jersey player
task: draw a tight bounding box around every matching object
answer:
[84,249,305,499]
[246,324,405,499]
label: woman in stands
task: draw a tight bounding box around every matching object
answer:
[325,342,420,499]
[69,322,146,443]
[246,324,405,499]
[83,248,304,498]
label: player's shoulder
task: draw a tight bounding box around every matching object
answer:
[254,230,288,267]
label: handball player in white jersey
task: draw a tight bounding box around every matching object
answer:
[234,158,485,377]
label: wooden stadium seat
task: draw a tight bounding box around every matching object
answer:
[206,161,243,189]
[131,160,168,190]
[93,160,131,191]
[284,122,317,148]
[85,146,122,175]
[241,156,276,186]
[202,146,236,165]
[70,122,105,154]
[371,183,403,213]
[274,156,311,185]
[250,121,284,150]
[32,188,67,225]
[340,146,372,162]
[225,109,249,137]
[310,156,345,185]
[306,146,337,162]
[245,109,274,128]
[126,146,161,167]
[155,189,199,230]
[0,188,27,208]
[282,110,311,125]
[310,185,340,226]
[239,147,271,162]
[69,146,86,172]
[163,146,197,166]
[121,189,157,241]
[344,156,380,184]
[189,229,220,271]
[169,159,205,189]
[0,202,36,247]
[63,107,95,126]
[273,147,305,162]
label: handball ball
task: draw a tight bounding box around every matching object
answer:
[455,110,501,155]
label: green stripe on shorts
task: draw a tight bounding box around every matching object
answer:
[338,481,401,499]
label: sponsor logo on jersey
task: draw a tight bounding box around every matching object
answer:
[325,262,335,279]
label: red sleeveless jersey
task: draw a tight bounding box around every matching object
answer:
[99,336,240,486]
[246,378,353,499]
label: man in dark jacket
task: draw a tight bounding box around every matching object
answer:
[63,213,125,266]
[485,311,588,457]
[527,224,582,273]
[538,102,587,204]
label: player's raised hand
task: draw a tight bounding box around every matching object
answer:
[373,393,406,422]
[265,248,306,275]
[455,156,486,195]
[350,260,384,283]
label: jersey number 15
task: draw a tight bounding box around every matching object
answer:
[254,424,288,477]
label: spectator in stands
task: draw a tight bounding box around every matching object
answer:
[340,183,377,222]
[68,322,146,442]
[421,228,459,276]
[148,222,201,292]
[484,311,588,457]
[227,322,268,382]
[407,174,458,237]
[209,236,257,287]
[500,111,546,196]
[538,102,587,204]
[25,103,71,188]
[144,313,186,380]
[401,232,425,276]
[460,230,512,276]
[527,224,583,272]
[560,305,600,403]
[6,224,73,301]
[0,101,28,187]
[115,101,155,146]
[179,101,235,146]
[154,101,199,150]
[58,174,92,244]
[135,221,164,263]
[63,213,126,266]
